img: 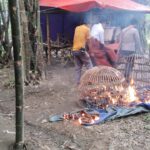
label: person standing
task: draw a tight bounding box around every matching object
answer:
[119,18,143,83]
[88,20,104,66]
[90,21,105,45]
[72,22,93,85]
[87,19,117,67]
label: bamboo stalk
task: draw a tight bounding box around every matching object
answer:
[8,0,24,149]
[46,14,51,64]
[36,2,46,79]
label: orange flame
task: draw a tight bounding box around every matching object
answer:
[94,116,100,121]
[78,115,100,125]
[78,118,82,124]
[130,78,134,85]
[128,85,137,102]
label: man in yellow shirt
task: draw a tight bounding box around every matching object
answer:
[72,22,93,85]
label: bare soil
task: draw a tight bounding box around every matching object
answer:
[0,64,150,150]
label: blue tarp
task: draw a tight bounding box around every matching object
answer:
[40,12,82,42]
[49,103,150,126]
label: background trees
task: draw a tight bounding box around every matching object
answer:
[0,0,12,65]
[0,0,45,81]
[8,0,45,149]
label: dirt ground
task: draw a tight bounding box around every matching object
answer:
[0,63,150,150]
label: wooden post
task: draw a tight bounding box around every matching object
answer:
[46,14,51,64]
[8,0,24,149]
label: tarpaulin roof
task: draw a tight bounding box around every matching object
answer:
[39,0,150,13]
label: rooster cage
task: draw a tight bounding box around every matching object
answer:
[78,66,129,108]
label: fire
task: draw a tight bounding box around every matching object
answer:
[130,78,134,85]
[125,79,140,104]
[128,85,137,102]
[78,112,100,125]
[94,115,100,121]
[111,98,116,104]
[78,117,82,124]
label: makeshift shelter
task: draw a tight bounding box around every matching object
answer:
[40,0,150,12]
[40,0,150,63]
[40,0,150,40]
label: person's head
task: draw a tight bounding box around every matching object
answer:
[129,18,138,26]
[77,16,88,26]
[82,19,88,25]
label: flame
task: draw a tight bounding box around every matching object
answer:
[82,113,85,117]
[94,116,100,121]
[78,115,100,125]
[111,98,116,104]
[130,79,134,85]
[91,119,95,124]
[78,118,82,124]
[128,85,137,102]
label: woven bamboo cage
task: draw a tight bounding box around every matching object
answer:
[78,66,127,108]
[117,54,150,87]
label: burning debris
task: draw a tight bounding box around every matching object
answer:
[78,111,100,125]
[78,66,150,109]
[63,110,100,125]
[49,66,150,126]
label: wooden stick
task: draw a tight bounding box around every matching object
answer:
[46,14,51,64]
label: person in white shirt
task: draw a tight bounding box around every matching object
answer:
[90,23,104,44]
[87,18,105,66]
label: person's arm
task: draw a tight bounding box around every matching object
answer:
[134,29,143,54]
[85,27,90,50]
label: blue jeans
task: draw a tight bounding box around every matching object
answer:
[119,50,135,83]
[72,51,93,84]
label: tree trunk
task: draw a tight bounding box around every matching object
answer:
[36,5,46,79]
[23,0,45,79]
[8,0,24,149]
[0,1,12,64]
[19,0,32,82]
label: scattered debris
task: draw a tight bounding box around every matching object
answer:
[3,130,15,134]
[62,140,81,150]
[41,119,48,124]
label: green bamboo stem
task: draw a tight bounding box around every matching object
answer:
[8,0,24,149]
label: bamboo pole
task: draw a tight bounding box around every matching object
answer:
[37,3,46,79]
[46,14,51,64]
[8,0,24,149]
